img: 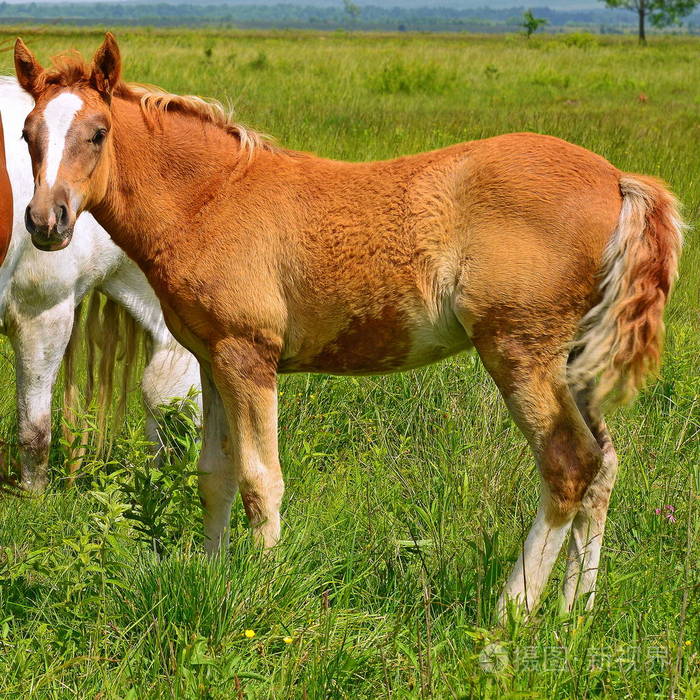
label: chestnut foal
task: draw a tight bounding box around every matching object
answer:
[14,35,682,618]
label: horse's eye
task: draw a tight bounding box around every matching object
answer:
[90,128,107,145]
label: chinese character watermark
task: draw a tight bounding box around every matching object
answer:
[479,643,669,674]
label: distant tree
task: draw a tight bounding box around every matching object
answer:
[343,0,361,24]
[599,0,699,42]
[521,9,548,38]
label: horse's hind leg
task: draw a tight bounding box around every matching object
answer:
[562,382,619,612]
[472,338,604,620]
[141,341,202,456]
[99,264,201,456]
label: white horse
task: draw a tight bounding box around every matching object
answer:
[0,77,201,491]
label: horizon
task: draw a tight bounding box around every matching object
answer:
[1,0,697,32]
[0,0,603,7]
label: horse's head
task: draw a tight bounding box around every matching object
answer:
[14,33,121,251]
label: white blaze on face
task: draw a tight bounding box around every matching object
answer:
[42,93,84,188]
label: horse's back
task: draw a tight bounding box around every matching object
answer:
[455,132,621,244]
[285,132,621,292]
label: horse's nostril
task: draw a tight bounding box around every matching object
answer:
[24,205,36,234]
[57,204,68,227]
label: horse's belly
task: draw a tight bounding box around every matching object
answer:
[279,307,471,376]
[403,334,473,370]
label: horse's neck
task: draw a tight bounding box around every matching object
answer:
[96,96,247,274]
[0,225,25,329]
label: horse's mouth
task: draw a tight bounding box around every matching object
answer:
[32,235,71,252]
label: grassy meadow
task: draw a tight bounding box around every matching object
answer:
[0,28,698,698]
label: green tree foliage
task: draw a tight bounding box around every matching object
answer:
[342,0,361,24]
[600,0,699,41]
[521,9,549,37]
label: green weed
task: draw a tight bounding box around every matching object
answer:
[368,60,456,95]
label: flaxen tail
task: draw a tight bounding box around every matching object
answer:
[62,292,146,473]
[568,174,684,408]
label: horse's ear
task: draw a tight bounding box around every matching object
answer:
[90,32,121,99]
[14,38,44,97]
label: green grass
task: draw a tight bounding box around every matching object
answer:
[0,28,698,698]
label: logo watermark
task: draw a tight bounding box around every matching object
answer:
[478,644,670,673]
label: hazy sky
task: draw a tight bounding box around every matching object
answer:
[10,0,601,7]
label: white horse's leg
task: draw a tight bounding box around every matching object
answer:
[198,367,236,555]
[6,298,75,491]
[140,342,202,454]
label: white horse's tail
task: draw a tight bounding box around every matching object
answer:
[62,292,147,468]
[568,174,684,409]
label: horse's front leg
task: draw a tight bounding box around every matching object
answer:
[6,298,75,492]
[197,365,235,555]
[211,336,283,549]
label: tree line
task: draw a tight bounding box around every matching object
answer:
[0,2,697,36]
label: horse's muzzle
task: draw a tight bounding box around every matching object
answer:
[25,201,74,252]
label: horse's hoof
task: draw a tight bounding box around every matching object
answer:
[17,475,47,496]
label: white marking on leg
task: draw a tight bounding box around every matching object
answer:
[498,503,573,620]
[42,93,83,187]
[562,438,618,612]
[239,448,284,548]
[563,518,604,611]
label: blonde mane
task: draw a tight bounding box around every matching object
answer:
[117,83,276,156]
[38,50,275,156]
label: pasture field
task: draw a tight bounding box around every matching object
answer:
[0,28,698,698]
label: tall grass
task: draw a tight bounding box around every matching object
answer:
[0,29,698,698]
